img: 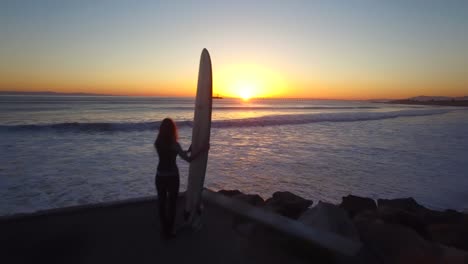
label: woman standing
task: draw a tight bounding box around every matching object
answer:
[154,118,206,239]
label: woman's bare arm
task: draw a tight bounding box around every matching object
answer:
[175,143,191,162]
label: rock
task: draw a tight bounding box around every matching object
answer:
[228,193,265,236]
[217,189,243,197]
[356,205,468,247]
[232,193,265,207]
[377,197,426,213]
[429,223,468,251]
[264,191,313,219]
[378,206,432,240]
[340,195,377,218]
[380,198,468,226]
[423,209,465,226]
[354,210,381,225]
[356,221,443,264]
[353,206,432,240]
[379,197,466,225]
[439,245,468,264]
[299,201,360,242]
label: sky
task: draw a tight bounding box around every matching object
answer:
[1,0,467,99]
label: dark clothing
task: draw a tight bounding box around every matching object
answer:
[155,171,179,237]
[155,141,185,237]
[156,142,181,172]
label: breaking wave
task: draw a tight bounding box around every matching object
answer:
[0,109,451,133]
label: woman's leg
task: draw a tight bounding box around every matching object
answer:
[167,176,180,235]
[156,176,168,236]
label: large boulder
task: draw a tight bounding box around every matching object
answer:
[377,197,426,213]
[265,191,313,219]
[355,220,443,264]
[439,245,468,264]
[225,192,265,236]
[299,201,360,242]
[422,209,465,226]
[378,206,431,240]
[378,198,468,226]
[353,210,381,225]
[429,223,468,251]
[232,193,265,207]
[340,195,377,218]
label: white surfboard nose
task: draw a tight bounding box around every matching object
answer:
[200,49,211,66]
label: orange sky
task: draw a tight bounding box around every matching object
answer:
[1,1,467,99]
[2,60,466,99]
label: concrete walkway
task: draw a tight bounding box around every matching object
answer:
[0,197,328,264]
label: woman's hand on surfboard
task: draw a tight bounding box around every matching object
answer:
[188,144,210,161]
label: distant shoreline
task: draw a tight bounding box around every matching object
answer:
[2,92,468,104]
[0,92,360,100]
[387,99,468,107]
[0,91,113,96]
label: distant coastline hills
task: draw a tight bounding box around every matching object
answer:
[388,96,468,107]
[0,91,111,96]
[407,96,468,101]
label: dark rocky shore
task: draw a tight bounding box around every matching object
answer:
[218,189,468,263]
[1,190,467,263]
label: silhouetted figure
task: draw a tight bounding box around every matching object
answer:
[154,118,206,239]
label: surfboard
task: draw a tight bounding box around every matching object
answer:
[185,48,212,226]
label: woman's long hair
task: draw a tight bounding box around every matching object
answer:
[155,118,178,148]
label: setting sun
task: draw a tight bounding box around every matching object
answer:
[214,63,288,99]
[239,86,252,101]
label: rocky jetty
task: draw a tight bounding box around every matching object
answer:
[264,191,313,219]
[217,190,468,263]
[300,201,360,242]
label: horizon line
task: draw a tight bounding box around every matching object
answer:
[1,90,467,101]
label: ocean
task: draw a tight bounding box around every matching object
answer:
[1,95,468,216]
